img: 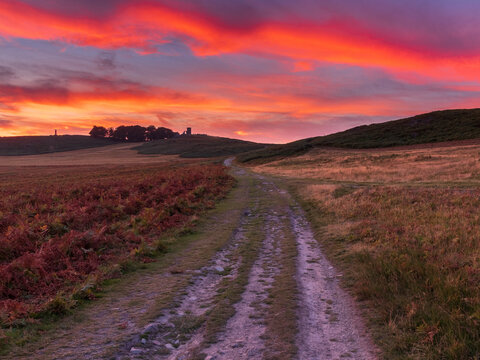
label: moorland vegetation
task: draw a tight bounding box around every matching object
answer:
[0,164,233,334]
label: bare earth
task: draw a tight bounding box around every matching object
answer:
[4,158,378,360]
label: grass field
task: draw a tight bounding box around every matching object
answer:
[135,134,269,158]
[0,143,187,167]
[250,143,480,359]
[238,108,480,163]
[0,136,115,156]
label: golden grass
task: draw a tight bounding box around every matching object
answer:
[0,143,184,167]
[254,143,480,184]
[254,142,480,359]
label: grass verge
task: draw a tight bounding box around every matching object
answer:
[290,182,480,360]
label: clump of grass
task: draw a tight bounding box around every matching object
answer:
[171,314,204,336]
[332,185,356,199]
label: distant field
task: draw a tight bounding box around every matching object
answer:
[251,143,480,359]
[135,134,269,158]
[238,108,480,163]
[0,143,185,167]
[0,136,115,156]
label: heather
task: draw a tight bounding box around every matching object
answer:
[0,164,234,325]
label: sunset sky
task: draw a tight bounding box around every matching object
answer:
[1,0,479,143]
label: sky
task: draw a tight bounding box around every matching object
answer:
[0,0,479,143]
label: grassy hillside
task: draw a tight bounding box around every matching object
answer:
[135,134,269,158]
[0,135,114,156]
[238,108,480,163]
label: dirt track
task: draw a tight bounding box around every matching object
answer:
[5,162,377,360]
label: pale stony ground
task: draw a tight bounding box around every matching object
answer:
[3,159,378,360]
[291,205,375,359]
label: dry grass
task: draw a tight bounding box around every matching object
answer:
[254,143,480,359]
[254,143,480,184]
[0,143,184,166]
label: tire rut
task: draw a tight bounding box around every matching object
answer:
[201,212,284,360]
[113,204,258,359]
[290,205,378,360]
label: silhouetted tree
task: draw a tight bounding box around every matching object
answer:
[94,124,178,142]
[112,125,128,141]
[89,125,108,138]
[145,125,157,141]
[112,125,147,142]
[156,127,178,139]
[144,126,178,140]
[127,125,147,142]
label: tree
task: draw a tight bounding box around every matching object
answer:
[112,125,128,141]
[145,125,157,141]
[89,125,108,138]
[94,124,178,142]
[155,127,177,139]
[112,125,147,142]
[127,125,147,142]
[145,126,178,140]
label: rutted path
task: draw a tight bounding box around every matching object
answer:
[200,205,283,359]
[5,163,378,360]
[113,201,258,359]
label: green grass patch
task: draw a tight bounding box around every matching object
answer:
[134,134,270,158]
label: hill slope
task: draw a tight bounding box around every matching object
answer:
[238,108,480,163]
[135,135,270,158]
[0,135,114,156]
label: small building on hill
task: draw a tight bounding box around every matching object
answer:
[182,127,192,136]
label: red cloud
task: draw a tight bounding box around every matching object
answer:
[0,1,479,81]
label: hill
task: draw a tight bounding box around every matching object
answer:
[134,134,270,158]
[0,135,114,156]
[237,108,480,163]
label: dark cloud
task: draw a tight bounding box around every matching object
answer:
[21,0,125,18]
[96,51,116,70]
[0,80,70,105]
[0,118,14,128]
[0,66,15,80]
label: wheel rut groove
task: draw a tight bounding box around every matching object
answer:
[291,204,377,360]
[113,203,258,359]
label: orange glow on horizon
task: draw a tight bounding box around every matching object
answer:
[1,1,479,142]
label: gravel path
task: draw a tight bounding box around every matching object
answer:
[291,205,377,360]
